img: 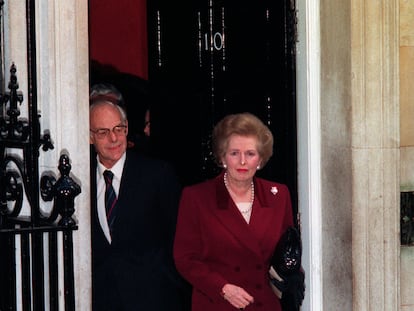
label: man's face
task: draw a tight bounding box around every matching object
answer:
[90,102,128,168]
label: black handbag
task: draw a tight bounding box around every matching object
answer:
[269,226,305,311]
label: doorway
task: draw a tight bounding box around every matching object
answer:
[89,0,298,216]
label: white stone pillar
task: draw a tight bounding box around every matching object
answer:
[5,1,91,309]
[351,0,400,310]
[41,1,91,309]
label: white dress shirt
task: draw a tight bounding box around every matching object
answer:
[96,152,126,243]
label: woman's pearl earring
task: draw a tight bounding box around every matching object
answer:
[223,163,227,169]
[256,165,260,170]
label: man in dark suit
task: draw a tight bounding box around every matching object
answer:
[89,96,189,310]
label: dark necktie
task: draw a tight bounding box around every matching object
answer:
[103,170,117,231]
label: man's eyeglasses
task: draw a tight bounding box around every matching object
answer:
[90,125,127,139]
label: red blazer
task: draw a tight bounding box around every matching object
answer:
[174,172,294,311]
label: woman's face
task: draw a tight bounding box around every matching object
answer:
[223,134,262,183]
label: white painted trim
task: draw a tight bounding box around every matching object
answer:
[296,0,322,310]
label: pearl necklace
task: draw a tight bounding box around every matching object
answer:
[223,172,254,214]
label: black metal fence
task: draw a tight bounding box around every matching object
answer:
[401,191,414,246]
[0,1,80,310]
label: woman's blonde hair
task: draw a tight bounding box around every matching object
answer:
[212,112,274,168]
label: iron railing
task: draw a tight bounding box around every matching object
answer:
[0,1,80,310]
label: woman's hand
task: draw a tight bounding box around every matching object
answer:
[221,283,254,309]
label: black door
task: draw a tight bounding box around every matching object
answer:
[147,0,298,215]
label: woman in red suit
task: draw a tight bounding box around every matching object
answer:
[174,112,294,311]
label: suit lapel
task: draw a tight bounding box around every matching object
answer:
[110,152,142,240]
[248,179,283,258]
[212,174,268,259]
